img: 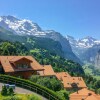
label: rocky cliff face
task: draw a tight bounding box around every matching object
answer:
[95,50,100,69]
[66,35,100,63]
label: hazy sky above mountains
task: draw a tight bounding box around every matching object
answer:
[0,0,100,39]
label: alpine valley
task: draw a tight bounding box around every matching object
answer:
[0,15,81,64]
[0,15,100,98]
[0,15,100,66]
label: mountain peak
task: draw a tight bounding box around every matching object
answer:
[67,35,100,49]
[0,15,19,22]
[0,15,43,35]
[81,36,97,41]
[66,35,75,40]
[0,15,82,64]
[78,36,97,46]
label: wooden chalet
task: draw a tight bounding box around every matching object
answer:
[0,56,44,78]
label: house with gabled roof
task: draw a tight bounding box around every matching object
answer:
[56,72,87,90]
[69,88,100,100]
[0,55,87,90]
[0,56,44,78]
[39,65,56,77]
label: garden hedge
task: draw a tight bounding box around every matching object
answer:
[0,74,65,100]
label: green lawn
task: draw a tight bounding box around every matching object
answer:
[84,67,93,75]
[30,48,40,53]
[0,93,42,100]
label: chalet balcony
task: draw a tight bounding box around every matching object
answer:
[14,67,34,72]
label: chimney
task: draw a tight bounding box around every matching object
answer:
[77,90,79,94]
[88,93,92,96]
[77,88,79,94]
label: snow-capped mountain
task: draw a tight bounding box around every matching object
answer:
[66,35,100,63]
[0,15,44,35]
[66,35,100,49]
[78,36,100,48]
[0,15,82,64]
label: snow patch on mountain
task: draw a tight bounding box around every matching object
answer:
[66,35,100,49]
[0,15,43,36]
[0,17,3,21]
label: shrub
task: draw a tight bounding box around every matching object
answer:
[96,88,100,94]
[30,76,63,91]
[8,87,14,95]
[1,85,7,96]
[29,75,40,83]
[56,90,69,99]
[27,94,42,100]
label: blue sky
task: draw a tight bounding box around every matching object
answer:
[0,0,100,39]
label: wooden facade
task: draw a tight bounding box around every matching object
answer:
[0,56,44,79]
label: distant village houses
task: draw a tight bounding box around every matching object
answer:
[0,56,87,90]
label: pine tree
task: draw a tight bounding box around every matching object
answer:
[8,87,14,95]
[1,85,7,96]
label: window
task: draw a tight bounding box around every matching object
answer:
[17,63,31,69]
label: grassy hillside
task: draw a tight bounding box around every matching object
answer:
[83,64,100,80]
[0,26,64,58]
[0,40,84,76]
[0,26,82,64]
[0,40,100,96]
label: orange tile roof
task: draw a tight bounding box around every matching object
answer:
[10,56,33,63]
[62,77,86,88]
[70,88,100,100]
[0,56,44,73]
[70,88,95,96]
[55,72,86,89]
[40,65,56,76]
[56,72,71,80]
[0,56,14,72]
[85,95,99,100]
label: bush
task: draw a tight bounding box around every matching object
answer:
[1,85,14,96]
[1,85,7,96]
[56,90,69,99]
[29,75,40,83]
[8,87,14,95]
[30,76,63,91]
[27,94,42,100]
[96,88,100,94]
